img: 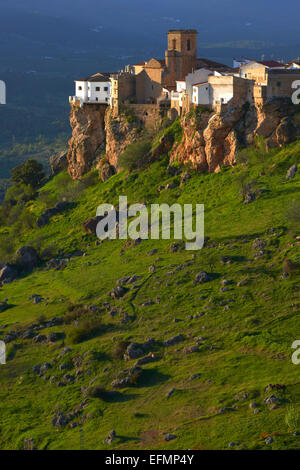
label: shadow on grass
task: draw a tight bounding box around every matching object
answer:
[102,391,138,403]
[116,435,140,444]
[137,368,171,388]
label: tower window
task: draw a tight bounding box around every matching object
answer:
[172,39,177,50]
[187,39,191,51]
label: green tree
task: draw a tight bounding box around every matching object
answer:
[11,159,45,189]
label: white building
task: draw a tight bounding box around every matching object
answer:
[69,73,111,106]
[171,68,226,110]
[192,82,211,105]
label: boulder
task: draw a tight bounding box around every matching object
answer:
[194,271,210,284]
[37,201,69,228]
[0,264,18,284]
[111,366,142,389]
[14,246,40,271]
[100,163,116,182]
[286,164,298,179]
[52,413,69,428]
[124,339,155,361]
[83,216,103,235]
[163,334,185,347]
[111,286,128,299]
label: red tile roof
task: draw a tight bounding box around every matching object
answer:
[258,60,283,68]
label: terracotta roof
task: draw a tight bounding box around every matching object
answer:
[76,73,111,82]
[257,60,283,68]
[134,61,147,66]
[197,58,233,71]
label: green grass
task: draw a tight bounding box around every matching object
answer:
[1,138,300,450]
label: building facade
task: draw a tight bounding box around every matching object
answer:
[70,73,111,106]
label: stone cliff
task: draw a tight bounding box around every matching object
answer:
[67,104,107,179]
[65,99,300,180]
[104,107,144,169]
[170,99,300,172]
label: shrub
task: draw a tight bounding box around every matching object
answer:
[11,160,45,189]
[37,314,47,324]
[79,171,99,189]
[236,136,271,170]
[63,304,85,324]
[87,384,107,399]
[112,340,130,360]
[283,258,300,276]
[0,234,16,262]
[67,318,102,344]
[119,140,152,172]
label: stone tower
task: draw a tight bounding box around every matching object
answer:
[165,30,198,87]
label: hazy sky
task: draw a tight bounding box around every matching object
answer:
[0,0,299,40]
[0,0,299,57]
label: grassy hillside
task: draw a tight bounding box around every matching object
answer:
[1,137,300,450]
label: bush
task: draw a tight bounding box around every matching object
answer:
[119,140,152,172]
[236,136,271,170]
[67,318,102,344]
[87,384,107,399]
[283,258,300,276]
[112,340,130,360]
[11,160,45,189]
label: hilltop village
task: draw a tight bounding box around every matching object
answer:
[64,29,300,181]
[69,29,300,119]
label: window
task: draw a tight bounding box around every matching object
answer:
[96,86,100,91]
[96,97,99,101]
[187,39,191,51]
[172,39,176,50]
[78,86,82,90]
[277,81,281,87]
[104,87,108,92]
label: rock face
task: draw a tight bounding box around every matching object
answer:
[67,104,107,179]
[170,98,300,172]
[104,107,144,168]
[99,162,116,182]
[50,151,68,175]
[66,98,300,179]
[0,264,18,285]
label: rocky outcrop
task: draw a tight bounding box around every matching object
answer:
[14,246,40,271]
[104,107,144,168]
[37,201,69,228]
[170,98,300,172]
[67,104,107,179]
[98,162,116,182]
[50,151,68,175]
